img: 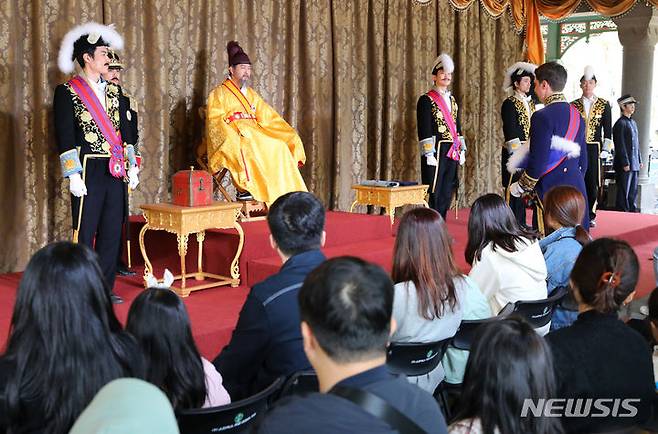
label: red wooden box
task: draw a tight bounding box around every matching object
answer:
[172,168,213,207]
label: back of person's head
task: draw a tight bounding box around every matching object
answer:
[392,207,460,320]
[69,378,180,434]
[4,241,134,433]
[570,238,639,314]
[267,191,325,257]
[465,193,537,265]
[543,185,591,245]
[457,317,563,434]
[299,257,393,363]
[126,288,206,410]
[535,61,567,92]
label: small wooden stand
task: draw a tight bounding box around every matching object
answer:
[350,184,429,224]
[139,202,244,297]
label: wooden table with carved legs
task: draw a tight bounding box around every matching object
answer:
[139,202,244,297]
[350,184,429,224]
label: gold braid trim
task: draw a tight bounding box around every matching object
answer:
[585,99,607,143]
[519,171,538,192]
[544,93,567,106]
[509,96,531,140]
[429,95,459,142]
[65,82,122,155]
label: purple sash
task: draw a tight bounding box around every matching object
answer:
[68,76,125,178]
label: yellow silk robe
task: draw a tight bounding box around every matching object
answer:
[206,79,307,205]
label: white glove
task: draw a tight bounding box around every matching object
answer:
[509,181,524,198]
[459,149,466,166]
[69,173,87,197]
[600,150,610,160]
[128,166,140,190]
[459,136,467,151]
[425,155,438,167]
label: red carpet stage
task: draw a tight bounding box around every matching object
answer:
[0,210,657,360]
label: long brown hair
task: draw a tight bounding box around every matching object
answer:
[543,186,591,246]
[392,207,460,320]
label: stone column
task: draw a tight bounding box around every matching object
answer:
[614,4,658,213]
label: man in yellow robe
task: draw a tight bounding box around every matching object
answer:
[206,41,307,205]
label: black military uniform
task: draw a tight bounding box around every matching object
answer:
[55,24,138,302]
[417,54,465,221]
[106,50,139,276]
[571,93,612,222]
[613,95,641,212]
[500,62,536,226]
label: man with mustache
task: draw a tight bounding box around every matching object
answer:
[416,53,467,221]
[54,23,140,303]
[205,41,307,205]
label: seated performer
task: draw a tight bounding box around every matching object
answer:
[509,61,589,232]
[416,53,467,221]
[205,41,307,205]
[571,66,612,227]
[501,62,536,227]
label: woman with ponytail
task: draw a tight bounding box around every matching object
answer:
[540,185,591,330]
[547,238,655,434]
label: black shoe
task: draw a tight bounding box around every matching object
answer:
[110,293,124,304]
[236,191,253,201]
[116,264,136,276]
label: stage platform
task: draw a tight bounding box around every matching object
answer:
[0,209,657,360]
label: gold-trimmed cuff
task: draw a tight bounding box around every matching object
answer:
[419,136,436,156]
[519,171,538,192]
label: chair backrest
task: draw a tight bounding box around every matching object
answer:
[451,317,496,351]
[509,286,569,329]
[386,338,452,377]
[277,370,319,400]
[176,377,283,434]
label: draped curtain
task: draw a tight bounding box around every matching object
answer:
[0,0,523,273]
[448,0,658,63]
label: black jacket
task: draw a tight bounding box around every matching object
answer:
[213,249,326,400]
[547,310,655,433]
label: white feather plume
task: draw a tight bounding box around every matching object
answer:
[58,22,124,74]
[583,65,595,81]
[432,53,454,74]
[144,269,175,289]
[502,61,537,92]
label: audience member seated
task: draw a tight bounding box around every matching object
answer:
[540,185,591,331]
[390,207,490,392]
[0,242,143,434]
[465,194,547,324]
[126,288,231,410]
[213,191,326,400]
[449,317,563,434]
[627,286,658,350]
[547,238,655,433]
[69,378,179,434]
[256,257,448,433]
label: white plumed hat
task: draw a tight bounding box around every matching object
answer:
[431,53,454,74]
[57,22,124,74]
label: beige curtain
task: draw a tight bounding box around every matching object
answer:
[0,0,523,273]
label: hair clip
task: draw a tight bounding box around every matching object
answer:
[601,271,621,288]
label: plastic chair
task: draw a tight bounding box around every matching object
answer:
[501,286,569,329]
[176,377,283,434]
[277,370,319,400]
[386,338,452,377]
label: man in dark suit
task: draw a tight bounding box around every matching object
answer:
[213,191,326,400]
[613,94,642,212]
[54,23,140,303]
[509,61,589,232]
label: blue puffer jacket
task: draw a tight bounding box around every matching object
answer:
[539,226,583,294]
